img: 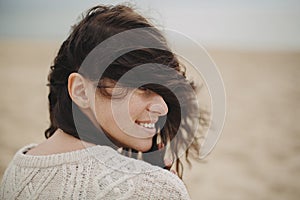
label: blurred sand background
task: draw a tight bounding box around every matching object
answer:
[0,39,299,199]
[1,0,300,199]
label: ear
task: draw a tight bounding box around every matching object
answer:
[68,73,90,109]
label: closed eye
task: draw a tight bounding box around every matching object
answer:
[138,86,152,95]
[138,86,148,91]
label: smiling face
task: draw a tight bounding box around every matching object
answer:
[90,81,168,152]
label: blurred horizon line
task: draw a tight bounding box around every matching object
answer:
[1,37,299,53]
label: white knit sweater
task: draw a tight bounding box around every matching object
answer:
[0,144,191,200]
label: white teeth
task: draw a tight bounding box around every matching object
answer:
[137,122,155,129]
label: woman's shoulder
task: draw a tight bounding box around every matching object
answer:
[86,146,191,199]
[3,144,190,199]
[95,148,190,199]
[133,167,191,199]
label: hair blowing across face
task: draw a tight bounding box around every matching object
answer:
[46,4,208,178]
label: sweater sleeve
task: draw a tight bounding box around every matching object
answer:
[159,171,191,200]
[133,169,191,200]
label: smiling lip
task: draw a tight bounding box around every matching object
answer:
[135,120,157,137]
[135,119,158,124]
[137,122,155,129]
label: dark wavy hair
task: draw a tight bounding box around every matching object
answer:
[46,4,208,178]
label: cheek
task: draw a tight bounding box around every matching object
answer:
[128,95,146,120]
[94,101,112,125]
[94,95,115,126]
[94,93,147,130]
[97,97,133,130]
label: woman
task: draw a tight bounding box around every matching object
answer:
[0,4,205,199]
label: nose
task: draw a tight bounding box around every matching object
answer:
[147,94,168,116]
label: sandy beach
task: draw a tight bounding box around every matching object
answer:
[0,40,299,199]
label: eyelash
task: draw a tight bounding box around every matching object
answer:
[97,85,153,96]
[138,87,152,94]
[138,86,147,91]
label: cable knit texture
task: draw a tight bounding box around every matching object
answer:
[0,144,191,200]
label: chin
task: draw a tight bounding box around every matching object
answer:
[132,139,153,152]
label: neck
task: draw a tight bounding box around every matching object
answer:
[26,129,95,156]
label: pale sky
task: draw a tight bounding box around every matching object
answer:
[0,0,299,50]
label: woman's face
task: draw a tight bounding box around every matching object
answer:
[89,81,168,152]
